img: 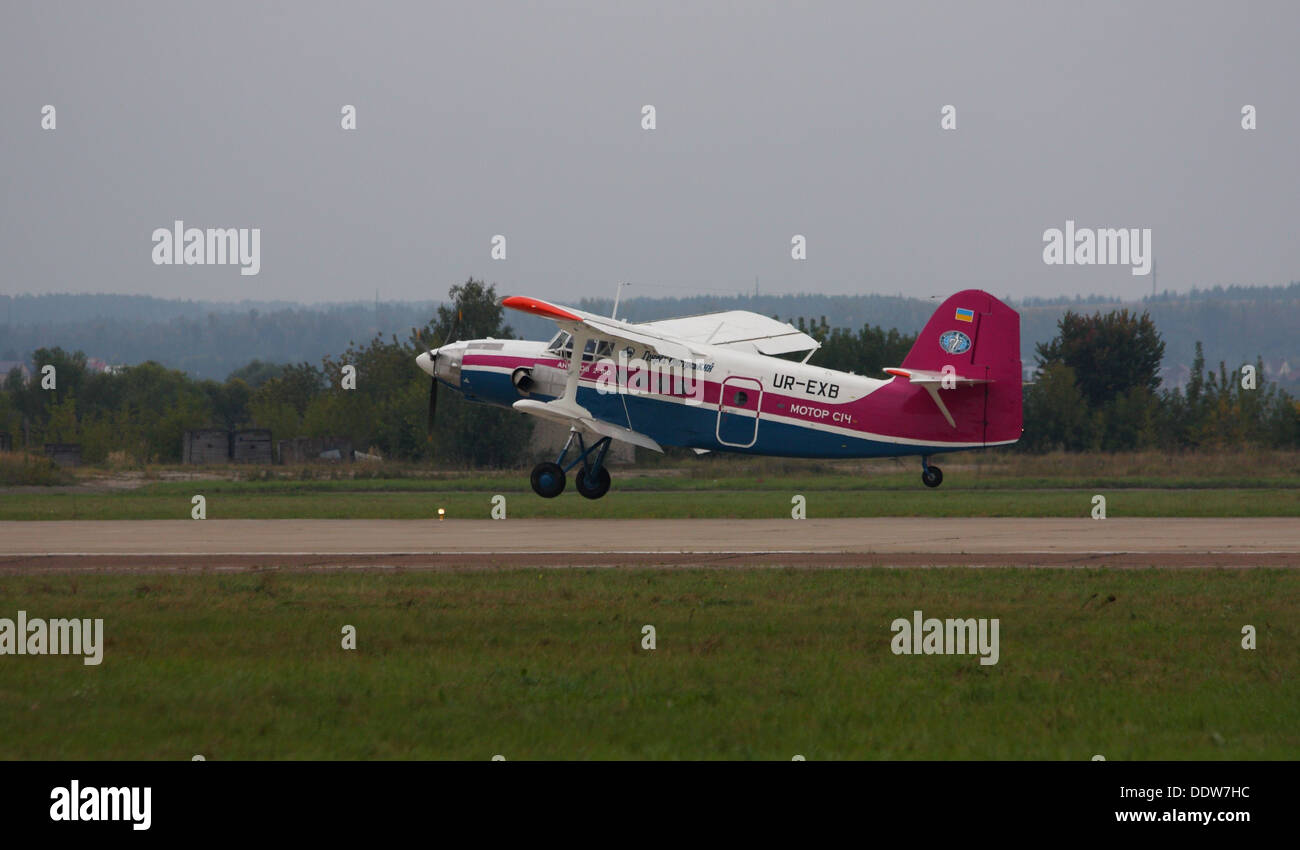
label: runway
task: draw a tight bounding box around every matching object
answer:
[1,518,1296,571]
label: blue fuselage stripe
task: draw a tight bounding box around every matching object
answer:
[460,368,967,459]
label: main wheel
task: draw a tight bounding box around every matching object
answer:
[530,462,566,498]
[575,465,611,500]
[921,465,943,488]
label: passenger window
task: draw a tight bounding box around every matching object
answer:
[734,390,749,406]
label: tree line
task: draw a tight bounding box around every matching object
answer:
[8,283,1300,387]
[0,280,532,467]
[2,284,1297,466]
[1022,310,1298,451]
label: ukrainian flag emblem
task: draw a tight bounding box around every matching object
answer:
[954,308,975,323]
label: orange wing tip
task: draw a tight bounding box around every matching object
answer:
[501,296,580,322]
[884,368,910,378]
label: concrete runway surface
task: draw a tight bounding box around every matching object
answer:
[1,518,1296,571]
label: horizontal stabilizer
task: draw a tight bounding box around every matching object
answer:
[884,367,990,430]
[884,367,990,386]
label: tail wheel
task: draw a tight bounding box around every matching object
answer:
[530,462,566,498]
[922,465,943,488]
[575,465,611,500]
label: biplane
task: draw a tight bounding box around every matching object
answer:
[416,289,1021,499]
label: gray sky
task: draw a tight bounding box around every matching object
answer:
[2,1,1297,304]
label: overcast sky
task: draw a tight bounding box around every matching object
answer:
[2,1,1297,304]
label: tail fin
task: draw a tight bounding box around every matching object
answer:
[894,290,1022,446]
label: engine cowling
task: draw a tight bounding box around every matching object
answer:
[511,367,535,395]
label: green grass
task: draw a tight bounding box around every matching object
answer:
[4,485,1299,519]
[0,568,1295,759]
[80,468,1300,493]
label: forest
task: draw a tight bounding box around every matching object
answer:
[4,283,1299,386]
[2,280,1297,466]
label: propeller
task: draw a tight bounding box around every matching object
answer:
[421,310,461,437]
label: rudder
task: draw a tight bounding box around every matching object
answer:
[899,290,1022,446]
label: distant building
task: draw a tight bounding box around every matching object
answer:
[0,358,121,382]
[1265,359,1292,380]
[183,428,276,464]
[44,443,82,467]
[182,429,232,465]
[232,429,273,463]
[85,357,126,375]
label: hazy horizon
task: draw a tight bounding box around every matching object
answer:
[9,279,1298,314]
[3,2,1298,304]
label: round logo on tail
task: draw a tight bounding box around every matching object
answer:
[939,330,972,355]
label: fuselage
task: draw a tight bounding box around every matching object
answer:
[420,335,1013,459]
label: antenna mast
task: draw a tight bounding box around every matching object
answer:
[611,282,627,320]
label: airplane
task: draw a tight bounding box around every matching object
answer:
[416,289,1022,499]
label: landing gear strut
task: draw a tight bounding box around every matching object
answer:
[921,456,943,488]
[529,428,614,499]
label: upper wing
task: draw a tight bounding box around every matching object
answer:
[502,296,820,359]
[501,296,695,360]
[636,311,819,356]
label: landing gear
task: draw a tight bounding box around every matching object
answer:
[575,465,611,499]
[530,428,614,499]
[530,461,566,498]
[921,457,944,489]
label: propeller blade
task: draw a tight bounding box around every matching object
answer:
[422,308,460,439]
[427,373,438,434]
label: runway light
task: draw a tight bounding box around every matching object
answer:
[438,508,446,521]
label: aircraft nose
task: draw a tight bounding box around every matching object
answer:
[416,349,437,376]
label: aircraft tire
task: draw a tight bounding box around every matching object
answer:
[530,462,567,498]
[575,465,611,500]
[922,465,943,488]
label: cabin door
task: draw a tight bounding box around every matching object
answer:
[716,377,762,448]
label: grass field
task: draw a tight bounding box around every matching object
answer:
[0,567,1295,760]
[5,450,1299,519]
[4,481,1299,519]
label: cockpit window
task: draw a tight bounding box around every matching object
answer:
[548,333,616,362]
[547,332,573,356]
